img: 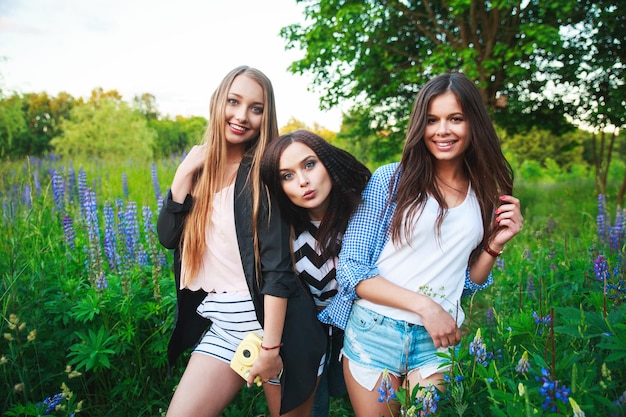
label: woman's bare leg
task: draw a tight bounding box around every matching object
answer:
[166,353,244,417]
[343,358,400,417]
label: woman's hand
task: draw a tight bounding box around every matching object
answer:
[490,195,523,248]
[170,144,207,203]
[417,297,461,348]
[247,349,283,387]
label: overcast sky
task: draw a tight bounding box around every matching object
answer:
[0,0,344,131]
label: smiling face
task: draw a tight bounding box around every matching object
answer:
[224,74,265,152]
[424,91,470,166]
[279,141,333,221]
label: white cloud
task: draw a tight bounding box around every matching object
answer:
[0,0,344,130]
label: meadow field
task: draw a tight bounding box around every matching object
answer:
[1,155,624,416]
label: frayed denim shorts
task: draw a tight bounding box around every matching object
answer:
[342,302,452,390]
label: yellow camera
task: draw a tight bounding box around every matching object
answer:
[230,332,263,386]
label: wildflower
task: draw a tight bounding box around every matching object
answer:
[515,351,530,374]
[594,255,610,281]
[22,184,32,208]
[14,382,24,392]
[4,333,13,341]
[103,202,118,272]
[518,383,525,396]
[377,369,396,403]
[495,257,505,270]
[122,172,129,198]
[415,383,440,416]
[532,311,551,325]
[9,313,19,324]
[0,355,7,365]
[537,368,571,412]
[63,215,76,251]
[68,370,82,379]
[569,398,585,417]
[51,169,65,212]
[95,271,108,290]
[597,194,608,242]
[40,392,64,415]
[27,329,37,342]
[486,307,495,327]
[469,329,491,365]
[152,162,162,205]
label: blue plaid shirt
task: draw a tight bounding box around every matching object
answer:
[318,162,493,329]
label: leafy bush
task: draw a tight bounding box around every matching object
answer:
[1,155,624,416]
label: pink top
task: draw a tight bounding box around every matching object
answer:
[182,183,248,294]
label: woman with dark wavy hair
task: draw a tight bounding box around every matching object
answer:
[321,73,524,417]
[261,129,371,417]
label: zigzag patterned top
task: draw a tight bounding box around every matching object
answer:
[293,221,340,308]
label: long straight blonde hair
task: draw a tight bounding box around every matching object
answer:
[180,66,279,286]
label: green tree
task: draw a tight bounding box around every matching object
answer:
[16,91,77,157]
[501,127,584,170]
[0,92,27,158]
[560,0,626,202]
[52,98,156,161]
[281,0,581,155]
[149,115,206,158]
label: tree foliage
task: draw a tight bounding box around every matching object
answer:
[281,0,581,150]
[0,92,27,159]
[559,0,626,201]
[51,98,156,161]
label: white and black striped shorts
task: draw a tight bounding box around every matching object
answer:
[194,292,263,364]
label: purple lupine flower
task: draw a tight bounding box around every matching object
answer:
[594,254,610,281]
[137,243,149,267]
[537,368,570,412]
[51,169,65,213]
[22,184,32,209]
[77,167,88,218]
[377,369,396,403]
[122,173,129,199]
[63,215,76,251]
[495,257,505,270]
[121,201,140,267]
[609,209,624,253]
[597,194,608,243]
[115,198,128,270]
[486,307,495,327]
[95,271,108,290]
[532,311,552,325]
[415,383,440,416]
[151,162,161,205]
[469,328,491,366]
[39,392,64,415]
[103,202,118,272]
[33,169,41,197]
[67,165,77,202]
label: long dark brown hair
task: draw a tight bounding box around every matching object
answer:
[261,129,371,258]
[389,73,514,264]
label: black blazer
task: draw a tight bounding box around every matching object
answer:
[157,156,326,414]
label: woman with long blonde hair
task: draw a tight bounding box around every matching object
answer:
[158,66,325,417]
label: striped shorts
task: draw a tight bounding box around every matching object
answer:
[194,292,263,363]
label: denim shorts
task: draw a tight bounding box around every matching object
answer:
[342,303,452,390]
